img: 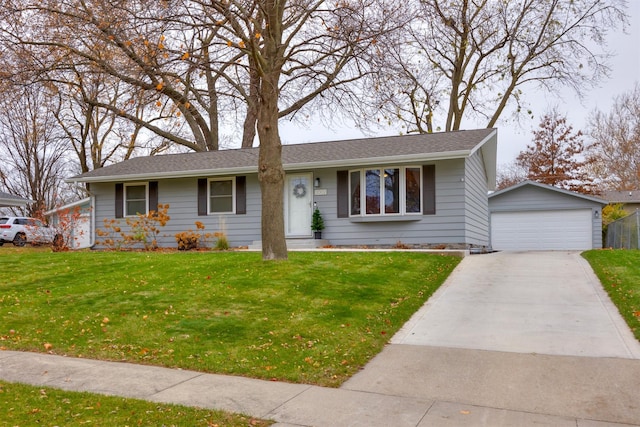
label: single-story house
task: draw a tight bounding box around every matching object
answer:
[488,181,606,251]
[601,190,640,212]
[45,198,93,249]
[67,128,498,250]
[0,191,33,208]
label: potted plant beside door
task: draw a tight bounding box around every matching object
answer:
[311,207,324,239]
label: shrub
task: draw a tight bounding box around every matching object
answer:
[175,230,200,251]
[97,204,170,250]
[175,221,217,251]
[214,232,229,250]
[47,205,86,252]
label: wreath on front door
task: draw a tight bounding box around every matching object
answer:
[293,182,307,199]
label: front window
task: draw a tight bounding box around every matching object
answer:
[350,171,361,215]
[350,166,422,216]
[209,178,235,213]
[405,167,421,213]
[384,168,400,214]
[365,169,381,214]
[125,183,147,216]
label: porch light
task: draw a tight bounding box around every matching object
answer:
[314,177,320,187]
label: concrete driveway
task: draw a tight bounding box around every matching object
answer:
[340,251,640,426]
[391,251,640,359]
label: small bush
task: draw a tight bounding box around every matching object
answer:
[175,230,200,251]
[97,205,170,250]
[175,221,218,251]
[214,232,229,250]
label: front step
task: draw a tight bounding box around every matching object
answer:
[248,239,329,250]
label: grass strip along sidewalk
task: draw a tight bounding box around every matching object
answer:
[0,379,271,427]
[0,250,460,387]
[583,249,640,342]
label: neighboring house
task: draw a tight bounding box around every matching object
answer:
[0,191,33,208]
[488,181,606,251]
[601,190,640,212]
[67,128,498,250]
[45,198,93,249]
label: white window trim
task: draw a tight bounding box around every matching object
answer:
[349,166,423,217]
[208,177,236,214]
[124,182,149,217]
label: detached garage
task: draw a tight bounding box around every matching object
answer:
[488,181,606,251]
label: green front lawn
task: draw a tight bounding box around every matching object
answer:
[0,380,271,427]
[0,249,459,387]
[583,249,640,341]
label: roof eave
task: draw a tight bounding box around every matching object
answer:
[66,150,475,183]
[0,198,33,207]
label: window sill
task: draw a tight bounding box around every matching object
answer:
[349,215,422,223]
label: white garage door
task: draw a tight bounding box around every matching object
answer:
[491,209,592,251]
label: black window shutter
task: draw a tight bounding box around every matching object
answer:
[236,176,246,214]
[337,170,349,218]
[115,183,124,218]
[423,165,436,215]
[197,178,208,216]
[149,181,159,212]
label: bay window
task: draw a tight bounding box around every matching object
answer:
[349,166,422,216]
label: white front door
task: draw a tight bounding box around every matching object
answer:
[285,173,313,237]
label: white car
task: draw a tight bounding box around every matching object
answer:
[0,216,59,247]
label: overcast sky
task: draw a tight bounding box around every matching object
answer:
[280,2,640,167]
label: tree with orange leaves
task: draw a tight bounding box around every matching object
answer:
[516,109,594,194]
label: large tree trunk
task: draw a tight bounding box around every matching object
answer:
[257,0,287,260]
[257,74,287,260]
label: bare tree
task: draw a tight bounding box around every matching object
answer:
[0,85,71,216]
[370,0,627,133]
[495,161,528,191]
[587,83,640,190]
[0,0,404,259]
[0,0,225,153]
[201,0,402,259]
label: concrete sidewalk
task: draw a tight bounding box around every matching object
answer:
[1,251,640,426]
[1,347,639,426]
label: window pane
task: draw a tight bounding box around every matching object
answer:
[210,180,232,196]
[350,171,361,215]
[211,197,233,213]
[405,167,421,213]
[384,168,400,214]
[210,179,233,213]
[126,200,146,216]
[365,169,380,214]
[127,185,146,200]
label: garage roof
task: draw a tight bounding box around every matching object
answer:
[489,181,606,205]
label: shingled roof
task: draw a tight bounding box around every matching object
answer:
[601,190,640,204]
[68,128,497,183]
[0,191,33,207]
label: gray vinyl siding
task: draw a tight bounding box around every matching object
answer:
[89,158,485,249]
[489,185,604,249]
[91,177,263,248]
[463,151,490,246]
